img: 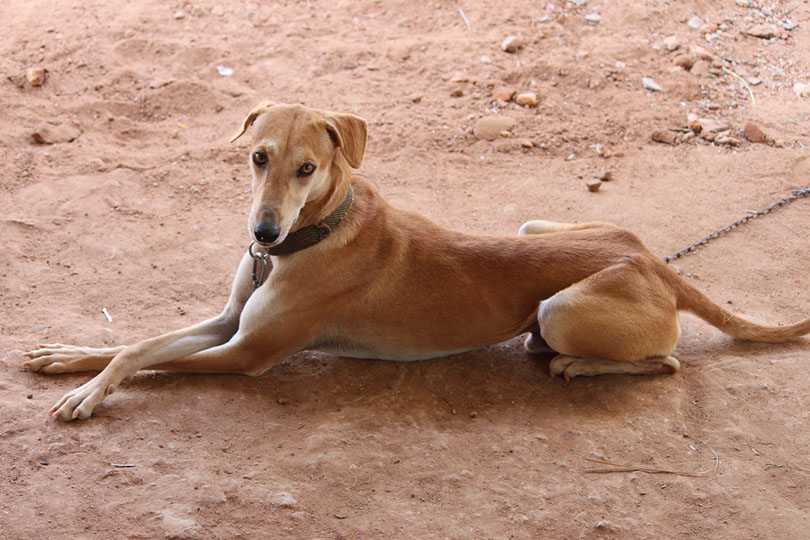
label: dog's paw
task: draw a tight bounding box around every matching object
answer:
[49,376,116,421]
[23,343,115,373]
[549,355,576,382]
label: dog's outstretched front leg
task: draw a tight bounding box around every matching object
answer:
[28,252,259,420]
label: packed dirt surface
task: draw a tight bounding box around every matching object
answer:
[2,0,809,538]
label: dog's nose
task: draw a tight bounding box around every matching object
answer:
[254,222,281,245]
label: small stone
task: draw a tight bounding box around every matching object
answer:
[715,134,741,146]
[696,118,729,134]
[518,139,534,148]
[31,122,82,144]
[596,521,621,533]
[586,180,602,192]
[687,16,703,30]
[26,67,47,86]
[449,88,464,98]
[673,54,695,70]
[515,92,537,107]
[793,82,810,98]
[473,115,517,141]
[690,60,710,77]
[747,23,780,39]
[743,122,766,143]
[449,72,469,83]
[492,86,515,102]
[600,170,613,181]
[173,10,185,19]
[651,129,678,145]
[480,55,493,64]
[662,35,681,51]
[689,45,714,61]
[642,77,662,92]
[277,397,288,405]
[271,492,297,508]
[584,13,601,23]
[501,35,522,53]
[470,411,478,418]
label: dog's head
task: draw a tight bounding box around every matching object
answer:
[231,101,367,247]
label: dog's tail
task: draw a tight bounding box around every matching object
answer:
[675,277,810,342]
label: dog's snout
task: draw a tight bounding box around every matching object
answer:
[254,222,281,245]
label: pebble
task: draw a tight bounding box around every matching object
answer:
[690,60,710,77]
[695,117,729,134]
[31,122,82,144]
[515,92,538,107]
[687,16,703,30]
[662,35,681,51]
[586,180,602,192]
[501,35,522,53]
[651,129,678,145]
[673,54,695,70]
[173,10,185,19]
[450,88,464,98]
[747,23,780,39]
[715,134,741,146]
[271,492,297,508]
[584,13,602,24]
[743,122,766,143]
[26,67,47,86]
[473,115,516,141]
[793,82,810,98]
[492,86,515,102]
[642,77,662,92]
[449,72,469,83]
[518,139,534,148]
[689,45,714,61]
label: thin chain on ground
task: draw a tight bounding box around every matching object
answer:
[663,187,810,263]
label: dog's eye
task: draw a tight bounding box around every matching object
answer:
[252,151,268,167]
[298,163,316,177]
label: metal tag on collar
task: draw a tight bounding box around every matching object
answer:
[249,242,271,289]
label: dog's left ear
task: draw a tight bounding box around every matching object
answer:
[230,100,276,143]
[324,113,368,169]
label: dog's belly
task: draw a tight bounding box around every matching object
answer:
[310,336,474,362]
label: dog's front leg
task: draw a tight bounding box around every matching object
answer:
[32,252,263,420]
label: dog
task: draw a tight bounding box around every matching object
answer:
[24,101,810,421]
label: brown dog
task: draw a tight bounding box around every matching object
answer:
[24,101,810,421]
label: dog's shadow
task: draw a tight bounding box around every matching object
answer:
[110,338,683,425]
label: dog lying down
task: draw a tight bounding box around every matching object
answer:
[24,101,810,421]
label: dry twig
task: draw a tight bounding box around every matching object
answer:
[584,441,719,477]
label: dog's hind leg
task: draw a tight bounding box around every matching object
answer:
[537,259,682,381]
[549,354,679,382]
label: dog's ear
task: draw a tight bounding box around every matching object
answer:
[230,100,276,143]
[324,113,368,169]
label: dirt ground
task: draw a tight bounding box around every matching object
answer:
[2,0,809,538]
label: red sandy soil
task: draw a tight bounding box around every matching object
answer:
[2,0,809,538]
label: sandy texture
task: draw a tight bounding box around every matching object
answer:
[2,0,810,538]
